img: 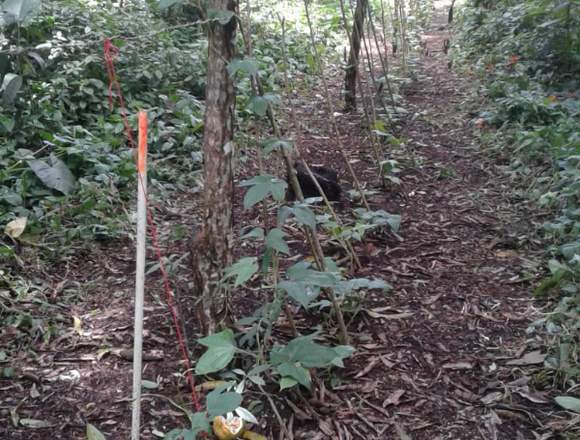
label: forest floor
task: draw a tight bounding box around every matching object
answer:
[1,2,569,440]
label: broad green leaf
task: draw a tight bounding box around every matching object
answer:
[198,329,235,348]
[27,154,75,195]
[247,96,269,116]
[270,335,353,369]
[279,376,298,390]
[190,412,210,435]
[248,93,280,116]
[277,206,293,226]
[196,330,236,375]
[239,174,287,209]
[0,114,15,132]
[165,429,194,440]
[265,228,289,254]
[293,205,317,229]
[227,58,259,77]
[548,258,571,276]
[224,257,258,287]
[555,396,580,413]
[86,424,106,440]
[241,227,264,240]
[560,242,580,261]
[0,73,22,106]
[206,390,242,417]
[286,261,338,287]
[354,208,401,233]
[330,345,356,367]
[277,362,311,388]
[278,280,320,308]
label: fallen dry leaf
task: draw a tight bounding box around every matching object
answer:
[4,216,27,239]
[480,391,504,405]
[383,389,405,407]
[366,309,414,320]
[442,362,474,370]
[506,350,546,366]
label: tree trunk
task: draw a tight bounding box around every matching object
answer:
[191,0,237,335]
[344,0,368,112]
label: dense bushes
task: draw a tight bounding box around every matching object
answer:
[0,0,207,248]
[456,0,579,371]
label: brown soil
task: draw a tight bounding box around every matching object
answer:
[0,2,569,440]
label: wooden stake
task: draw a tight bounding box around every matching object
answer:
[131,111,148,440]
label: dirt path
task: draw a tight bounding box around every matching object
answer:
[1,2,554,440]
[284,3,548,439]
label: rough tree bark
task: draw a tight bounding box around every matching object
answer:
[344,0,368,112]
[191,0,237,335]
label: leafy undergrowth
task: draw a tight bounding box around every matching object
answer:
[2,0,579,439]
[454,0,580,412]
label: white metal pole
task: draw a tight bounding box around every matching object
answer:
[131,111,148,440]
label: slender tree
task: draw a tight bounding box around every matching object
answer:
[344,0,368,112]
[191,0,237,335]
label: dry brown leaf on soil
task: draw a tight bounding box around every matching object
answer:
[442,361,474,370]
[318,418,335,437]
[480,391,504,405]
[425,291,444,305]
[366,309,414,320]
[395,423,412,440]
[354,357,381,378]
[383,389,405,407]
[506,350,546,366]
[513,389,549,404]
[284,398,312,421]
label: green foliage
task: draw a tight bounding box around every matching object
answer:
[457,0,580,381]
[239,174,288,208]
[457,0,579,82]
[196,330,237,375]
[0,0,207,247]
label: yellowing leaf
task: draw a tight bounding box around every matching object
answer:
[4,216,27,239]
[73,316,82,335]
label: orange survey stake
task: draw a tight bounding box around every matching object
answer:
[137,111,147,173]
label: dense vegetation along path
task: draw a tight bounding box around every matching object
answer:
[1,3,555,440]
